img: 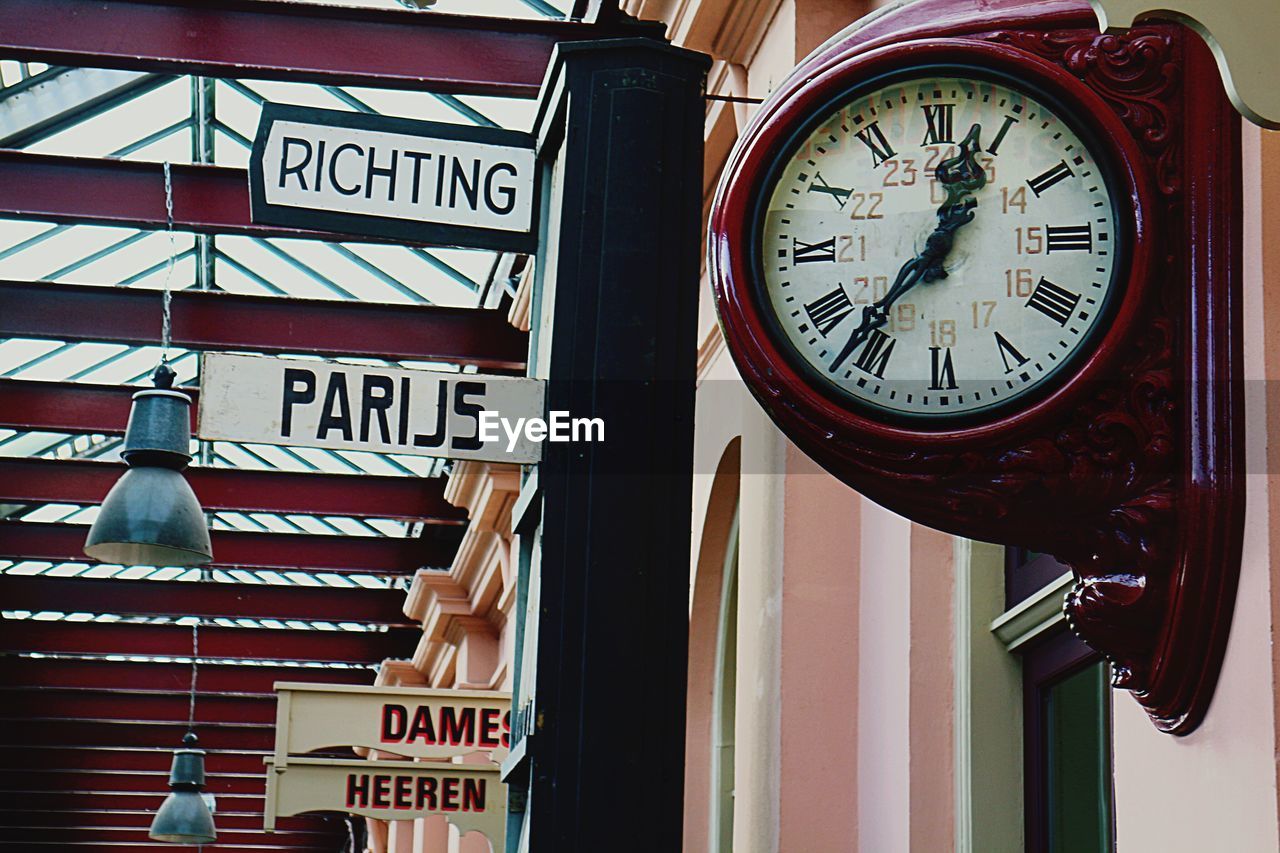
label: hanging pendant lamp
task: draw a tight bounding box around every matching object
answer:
[83,363,212,566]
[149,731,217,844]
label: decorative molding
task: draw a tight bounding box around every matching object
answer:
[398,461,522,688]
[374,658,428,688]
[988,27,1180,194]
[991,571,1076,652]
[624,0,784,65]
[444,461,521,530]
[953,539,1023,853]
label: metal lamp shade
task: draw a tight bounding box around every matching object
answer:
[149,734,217,843]
[84,372,213,566]
[149,790,217,844]
[84,467,212,566]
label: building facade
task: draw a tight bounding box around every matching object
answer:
[351,1,1280,851]
[664,0,1280,851]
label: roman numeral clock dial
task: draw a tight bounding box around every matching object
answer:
[757,73,1122,420]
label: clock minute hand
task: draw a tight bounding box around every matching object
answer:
[828,123,987,375]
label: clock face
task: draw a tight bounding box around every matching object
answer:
[756,69,1124,422]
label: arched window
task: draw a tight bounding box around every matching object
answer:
[710,512,739,852]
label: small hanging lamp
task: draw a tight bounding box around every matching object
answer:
[84,160,211,567]
[149,731,217,844]
[83,363,212,566]
[151,624,217,843]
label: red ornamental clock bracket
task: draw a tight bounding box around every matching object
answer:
[710,0,1243,735]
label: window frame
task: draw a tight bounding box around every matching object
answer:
[1021,627,1114,853]
[954,541,1115,853]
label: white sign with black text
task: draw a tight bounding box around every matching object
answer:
[249,103,537,252]
[197,353,547,464]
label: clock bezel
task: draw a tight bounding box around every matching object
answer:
[712,38,1157,447]
[747,62,1130,425]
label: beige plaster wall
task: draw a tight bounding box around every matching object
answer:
[1109,125,1280,853]
[778,445,862,849]
[856,499,913,852]
[908,524,954,852]
[1266,126,1280,852]
[734,405,789,852]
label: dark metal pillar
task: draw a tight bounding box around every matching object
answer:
[511,36,709,852]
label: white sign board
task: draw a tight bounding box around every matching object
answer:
[272,683,511,764]
[250,103,537,252]
[264,756,504,843]
[197,353,545,464]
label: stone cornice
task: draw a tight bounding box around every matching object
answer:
[624,0,784,65]
[400,461,522,686]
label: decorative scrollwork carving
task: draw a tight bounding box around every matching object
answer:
[988,28,1181,193]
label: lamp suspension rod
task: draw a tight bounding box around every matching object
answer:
[188,620,198,730]
[161,160,176,364]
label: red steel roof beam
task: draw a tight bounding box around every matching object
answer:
[0,575,412,626]
[0,457,466,522]
[0,656,373,694]
[0,828,327,848]
[2,719,279,751]
[0,687,277,726]
[0,0,654,97]
[0,619,419,663]
[0,802,320,832]
[0,151,429,245]
[0,279,527,369]
[0,520,461,573]
[0,378,178,435]
[0,768,269,796]
[4,791,267,816]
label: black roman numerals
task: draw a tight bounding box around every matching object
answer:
[1045,224,1093,253]
[855,121,895,167]
[921,104,954,145]
[986,115,1018,155]
[928,346,958,391]
[993,331,1029,374]
[804,287,853,337]
[792,236,836,264]
[1026,160,1075,196]
[806,172,852,209]
[1026,277,1081,326]
[853,328,896,378]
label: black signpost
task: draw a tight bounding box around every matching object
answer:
[245,27,710,853]
[504,37,710,853]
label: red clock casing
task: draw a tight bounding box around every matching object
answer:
[710,0,1243,734]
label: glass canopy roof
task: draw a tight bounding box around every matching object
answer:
[0,0,549,619]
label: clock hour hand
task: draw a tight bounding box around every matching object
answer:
[922,122,986,278]
[935,123,987,212]
[829,124,987,374]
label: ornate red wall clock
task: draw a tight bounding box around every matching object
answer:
[710,0,1243,734]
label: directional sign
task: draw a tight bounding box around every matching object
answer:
[263,756,505,842]
[250,103,537,251]
[272,683,511,764]
[197,353,546,464]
